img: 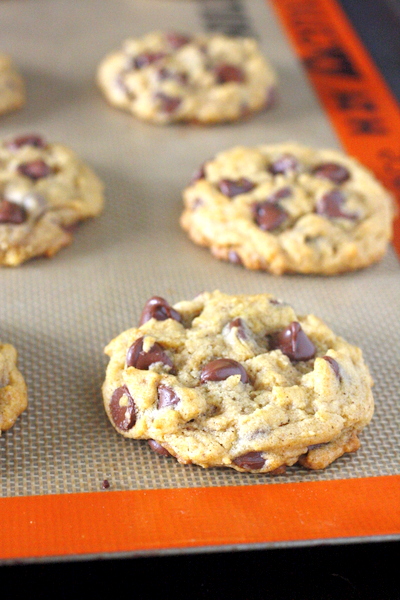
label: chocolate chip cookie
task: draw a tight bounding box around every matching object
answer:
[102,290,374,474]
[0,133,104,266]
[0,54,25,116]
[97,31,277,124]
[180,142,395,274]
[0,342,27,433]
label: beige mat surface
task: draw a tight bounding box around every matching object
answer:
[1,0,399,497]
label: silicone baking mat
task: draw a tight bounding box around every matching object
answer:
[0,0,399,562]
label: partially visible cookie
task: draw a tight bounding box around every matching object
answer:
[0,54,25,116]
[102,290,374,474]
[0,342,28,433]
[180,142,395,274]
[0,133,104,266]
[97,31,277,124]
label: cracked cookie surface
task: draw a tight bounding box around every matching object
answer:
[102,291,374,474]
[97,31,277,124]
[180,142,395,274]
[0,342,27,433]
[0,133,104,266]
[0,54,25,116]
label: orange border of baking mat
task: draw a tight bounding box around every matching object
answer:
[269,0,400,255]
[1,0,400,562]
[1,476,399,561]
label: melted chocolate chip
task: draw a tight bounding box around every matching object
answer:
[6,134,46,150]
[191,198,204,210]
[148,439,171,457]
[316,189,357,220]
[165,32,191,49]
[269,154,299,175]
[270,322,316,362]
[110,385,136,431]
[253,201,288,231]
[311,162,350,184]
[157,384,180,409]
[0,199,27,224]
[191,164,206,184]
[200,358,249,384]
[267,187,292,203]
[227,318,248,340]
[139,296,182,326]
[126,337,174,371]
[157,67,188,85]
[233,452,265,470]
[269,465,287,475]
[322,356,341,379]
[228,250,242,265]
[133,52,166,69]
[215,64,245,84]
[155,92,182,114]
[218,178,255,197]
[17,160,53,180]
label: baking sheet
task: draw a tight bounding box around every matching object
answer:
[0,0,399,542]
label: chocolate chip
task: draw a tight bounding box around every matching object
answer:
[148,439,171,456]
[126,337,174,371]
[322,356,341,379]
[215,64,245,84]
[165,32,191,49]
[200,358,249,384]
[269,465,287,475]
[227,318,248,340]
[311,162,350,184]
[218,178,255,197]
[191,198,204,210]
[6,134,46,150]
[233,452,265,470]
[110,385,136,431]
[269,154,299,175]
[155,92,182,114]
[139,296,182,326]
[191,164,206,184]
[133,52,166,69]
[228,250,242,265]
[267,187,292,203]
[17,160,53,180]
[157,67,188,85]
[253,201,288,231]
[316,189,357,220]
[157,384,180,409]
[229,317,243,328]
[270,322,316,362]
[0,199,27,224]
[102,479,110,489]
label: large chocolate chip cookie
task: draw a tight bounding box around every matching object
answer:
[0,133,104,266]
[102,291,374,474]
[180,142,395,274]
[0,342,27,433]
[97,31,277,124]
